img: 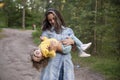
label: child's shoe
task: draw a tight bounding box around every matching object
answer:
[81,42,92,51]
[79,52,91,57]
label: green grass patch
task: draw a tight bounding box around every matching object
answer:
[0,28,6,39]
[72,52,120,80]
[92,58,120,80]
[0,28,2,32]
[0,29,3,39]
[32,29,42,45]
[33,37,40,45]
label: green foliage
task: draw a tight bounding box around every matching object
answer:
[32,29,42,45]
[0,8,7,27]
[0,0,44,29]
[32,30,41,38]
[33,37,40,45]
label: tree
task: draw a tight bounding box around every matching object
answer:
[21,0,27,29]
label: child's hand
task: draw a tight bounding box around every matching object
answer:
[40,36,44,41]
[40,36,48,41]
[61,37,74,45]
[49,40,57,51]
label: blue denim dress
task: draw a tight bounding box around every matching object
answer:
[40,26,75,80]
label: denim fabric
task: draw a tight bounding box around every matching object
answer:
[40,27,75,80]
[58,62,64,80]
[62,45,72,54]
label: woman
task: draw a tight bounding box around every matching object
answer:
[40,8,91,80]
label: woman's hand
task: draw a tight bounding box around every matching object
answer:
[61,37,74,45]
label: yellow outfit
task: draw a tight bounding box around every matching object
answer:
[38,37,58,58]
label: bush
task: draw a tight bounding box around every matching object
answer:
[32,29,42,45]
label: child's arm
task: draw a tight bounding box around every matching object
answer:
[47,50,56,57]
[49,39,73,54]
[61,37,74,45]
[40,36,48,41]
[46,41,58,57]
[49,40,62,52]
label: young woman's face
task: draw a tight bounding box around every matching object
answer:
[32,49,43,62]
[47,13,56,26]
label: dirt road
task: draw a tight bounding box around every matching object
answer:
[0,28,104,80]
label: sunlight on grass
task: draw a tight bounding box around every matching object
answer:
[0,29,5,39]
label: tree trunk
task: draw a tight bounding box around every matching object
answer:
[93,0,97,54]
[22,0,26,29]
[22,7,25,29]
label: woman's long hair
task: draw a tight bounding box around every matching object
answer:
[42,8,66,34]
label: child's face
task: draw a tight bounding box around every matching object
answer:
[32,49,43,62]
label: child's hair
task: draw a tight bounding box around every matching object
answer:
[30,48,49,70]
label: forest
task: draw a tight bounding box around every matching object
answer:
[0,0,120,80]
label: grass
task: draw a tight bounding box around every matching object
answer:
[0,28,5,39]
[32,29,41,45]
[72,51,120,80]
[33,37,40,45]
[0,28,2,32]
[0,29,2,39]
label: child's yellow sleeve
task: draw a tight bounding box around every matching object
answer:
[41,48,56,58]
[42,37,48,41]
[47,50,56,57]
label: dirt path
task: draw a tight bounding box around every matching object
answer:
[0,28,104,80]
